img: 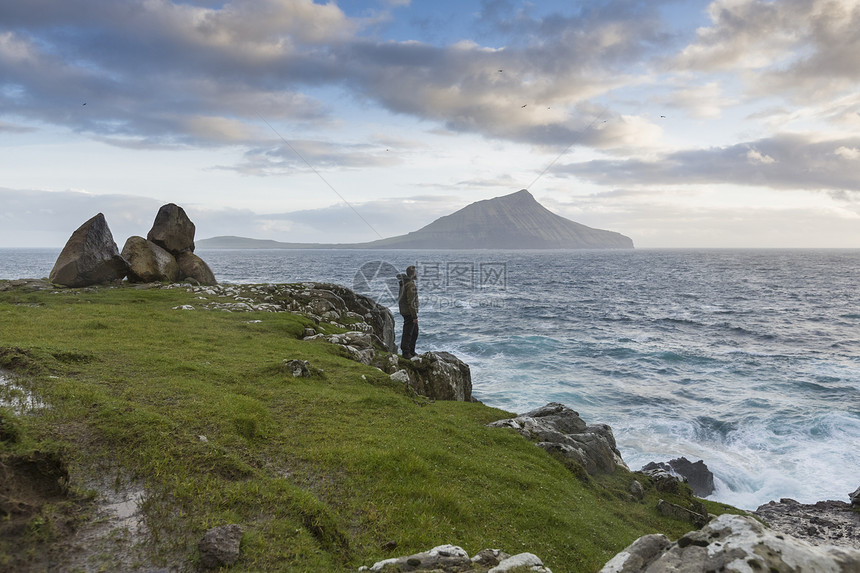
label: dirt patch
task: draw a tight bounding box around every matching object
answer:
[0,450,69,527]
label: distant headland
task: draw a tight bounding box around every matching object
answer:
[197,189,634,250]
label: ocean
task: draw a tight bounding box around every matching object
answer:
[2,247,859,510]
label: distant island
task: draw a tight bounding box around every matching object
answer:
[198,189,634,250]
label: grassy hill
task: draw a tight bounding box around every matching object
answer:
[0,281,739,572]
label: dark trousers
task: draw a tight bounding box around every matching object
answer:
[400,315,418,357]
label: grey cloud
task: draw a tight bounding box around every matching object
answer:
[218,139,402,176]
[556,133,860,192]
[0,0,677,150]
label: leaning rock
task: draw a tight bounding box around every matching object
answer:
[640,457,715,497]
[489,402,627,475]
[599,514,860,573]
[198,524,244,570]
[176,252,217,286]
[406,351,472,401]
[121,236,180,283]
[147,203,196,255]
[49,213,129,287]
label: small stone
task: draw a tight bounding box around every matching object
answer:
[198,524,244,570]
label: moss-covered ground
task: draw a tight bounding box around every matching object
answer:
[0,282,743,572]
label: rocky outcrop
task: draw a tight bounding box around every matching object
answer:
[147,203,196,255]
[488,403,627,475]
[640,457,715,497]
[754,498,860,548]
[359,544,552,573]
[49,213,129,287]
[851,486,860,508]
[121,236,180,283]
[599,514,860,573]
[176,252,217,286]
[391,352,473,401]
[198,524,244,570]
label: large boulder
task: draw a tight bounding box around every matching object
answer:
[851,486,860,508]
[599,514,860,573]
[49,213,129,287]
[147,203,196,255]
[176,252,217,286]
[402,351,473,401]
[640,457,715,497]
[121,236,180,283]
[488,403,627,475]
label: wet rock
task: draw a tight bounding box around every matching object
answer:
[147,203,196,255]
[754,498,860,548]
[489,402,627,475]
[598,514,860,573]
[122,236,180,283]
[640,457,715,497]
[198,524,244,570]
[49,213,129,287]
[176,252,217,286]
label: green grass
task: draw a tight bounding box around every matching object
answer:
[0,283,743,572]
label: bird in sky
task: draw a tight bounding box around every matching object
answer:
[521,104,527,108]
[82,103,86,106]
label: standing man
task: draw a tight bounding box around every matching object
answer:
[398,265,419,359]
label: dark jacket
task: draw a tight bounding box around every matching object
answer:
[397,274,419,317]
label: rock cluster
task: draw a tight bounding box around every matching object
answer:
[389,351,473,401]
[599,513,860,573]
[359,544,552,573]
[640,457,715,497]
[488,402,627,475]
[754,497,860,549]
[49,204,216,287]
[178,282,395,353]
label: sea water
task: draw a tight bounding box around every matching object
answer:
[2,247,858,510]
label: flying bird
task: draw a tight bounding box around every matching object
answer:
[82,103,86,106]
[521,104,527,108]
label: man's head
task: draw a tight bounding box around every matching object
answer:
[406,265,417,279]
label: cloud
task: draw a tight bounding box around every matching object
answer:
[674,0,860,107]
[0,0,681,151]
[555,133,860,192]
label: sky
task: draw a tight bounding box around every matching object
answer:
[1,0,860,248]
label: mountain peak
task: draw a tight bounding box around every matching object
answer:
[365,189,634,249]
